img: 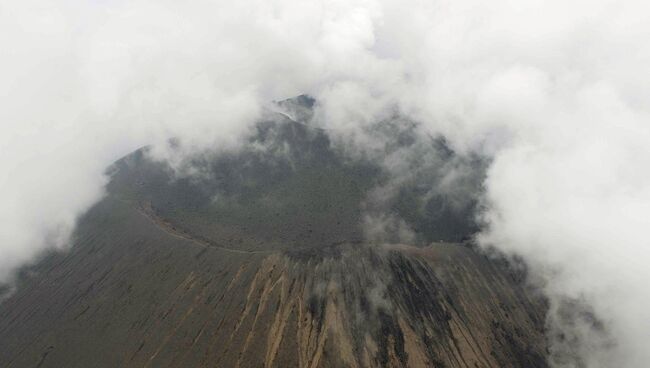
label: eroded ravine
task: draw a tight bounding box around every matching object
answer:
[0,195,547,367]
[0,99,547,367]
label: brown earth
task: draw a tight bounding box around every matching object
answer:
[0,196,548,368]
[0,99,549,367]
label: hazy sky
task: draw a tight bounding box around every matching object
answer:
[2,1,650,366]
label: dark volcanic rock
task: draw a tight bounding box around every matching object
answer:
[0,99,547,367]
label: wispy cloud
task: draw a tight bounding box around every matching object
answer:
[1,1,649,366]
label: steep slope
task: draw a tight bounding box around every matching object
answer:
[0,99,548,367]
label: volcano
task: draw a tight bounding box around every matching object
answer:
[0,97,548,367]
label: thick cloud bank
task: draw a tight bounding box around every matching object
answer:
[2,0,650,366]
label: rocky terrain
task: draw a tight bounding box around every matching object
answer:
[0,98,549,367]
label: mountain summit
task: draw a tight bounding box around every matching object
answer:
[0,98,547,367]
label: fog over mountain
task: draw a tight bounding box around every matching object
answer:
[1,1,650,367]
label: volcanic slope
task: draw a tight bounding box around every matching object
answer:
[0,99,548,367]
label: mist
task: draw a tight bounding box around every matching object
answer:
[2,0,650,366]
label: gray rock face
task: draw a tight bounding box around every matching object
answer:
[0,99,548,367]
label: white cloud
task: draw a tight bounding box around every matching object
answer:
[1,0,650,366]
